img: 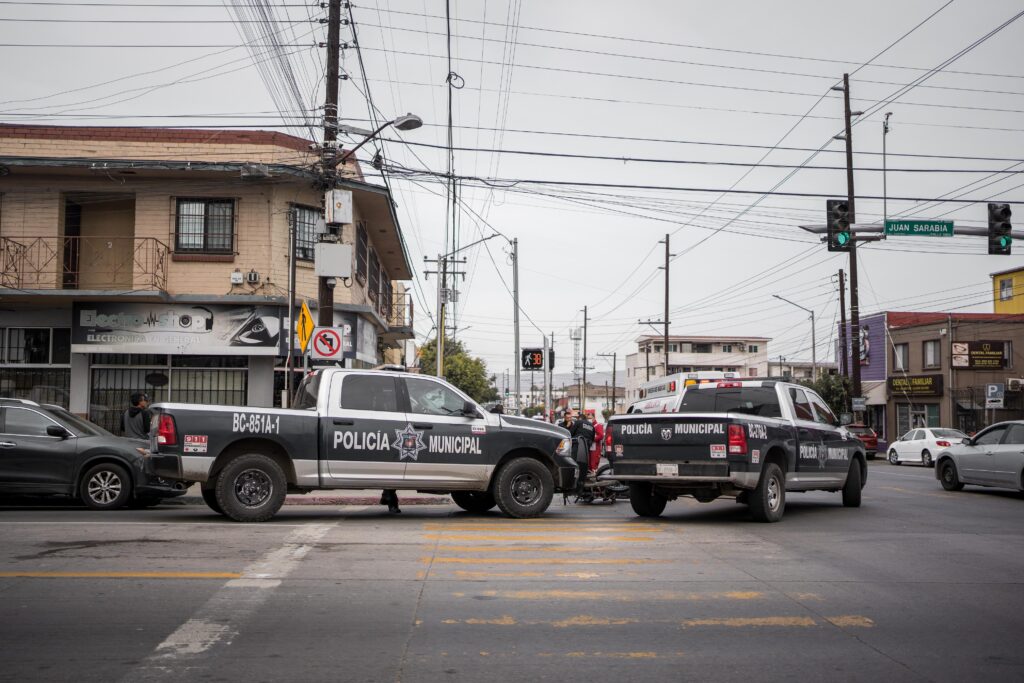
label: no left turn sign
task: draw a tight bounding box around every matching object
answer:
[310,327,343,360]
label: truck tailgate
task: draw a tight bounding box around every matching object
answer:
[610,413,733,474]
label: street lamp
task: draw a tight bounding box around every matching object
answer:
[334,114,423,166]
[773,294,817,381]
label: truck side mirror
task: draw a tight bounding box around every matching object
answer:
[462,400,481,418]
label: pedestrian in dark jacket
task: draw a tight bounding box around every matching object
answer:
[120,392,152,439]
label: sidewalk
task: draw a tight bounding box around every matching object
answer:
[177,484,453,507]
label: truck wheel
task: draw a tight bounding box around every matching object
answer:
[493,457,554,518]
[628,482,667,518]
[80,462,132,510]
[452,490,497,513]
[201,486,224,515]
[842,462,862,508]
[214,454,287,523]
[749,463,785,523]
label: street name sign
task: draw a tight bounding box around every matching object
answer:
[884,219,954,237]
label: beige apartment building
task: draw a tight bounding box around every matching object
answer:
[0,124,414,431]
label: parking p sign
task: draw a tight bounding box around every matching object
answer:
[985,383,1005,409]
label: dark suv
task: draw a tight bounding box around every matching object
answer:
[0,399,188,509]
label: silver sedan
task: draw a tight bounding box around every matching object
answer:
[936,421,1024,493]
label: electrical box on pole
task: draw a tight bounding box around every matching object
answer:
[988,203,1013,255]
[826,199,852,252]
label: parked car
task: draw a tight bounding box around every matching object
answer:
[888,427,967,468]
[935,421,1024,492]
[0,398,188,509]
[846,423,878,459]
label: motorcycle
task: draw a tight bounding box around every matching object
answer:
[563,436,629,505]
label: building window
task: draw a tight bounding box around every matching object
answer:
[368,249,380,303]
[292,205,319,261]
[749,345,759,353]
[749,368,758,377]
[381,277,393,320]
[722,344,733,353]
[355,222,368,284]
[1006,341,1014,370]
[668,344,678,353]
[1,328,70,365]
[893,343,909,372]
[175,198,234,253]
[692,343,712,353]
[923,340,940,369]
[1000,278,1013,301]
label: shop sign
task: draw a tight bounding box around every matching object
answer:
[888,374,944,397]
[952,341,1006,369]
[72,303,282,355]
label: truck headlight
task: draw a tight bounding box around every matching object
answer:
[555,439,571,456]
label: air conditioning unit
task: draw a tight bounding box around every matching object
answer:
[1007,378,1023,392]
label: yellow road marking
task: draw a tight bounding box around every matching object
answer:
[550,652,681,659]
[422,524,664,532]
[425,557,661,565]
[0,571,241,580]
[452,589,765,602]
[453,570,546,578]
[423,534,656,542]
[681,616,817,628]
[434,545,635,554]
[551,615,638,628]
[441,616,518,625]
[827,615,875,628]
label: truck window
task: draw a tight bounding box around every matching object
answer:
[293,372,321,410]
[340,375,399,412]
[788,388,814,421]
[677,387,782,418]
[406,378,466,416]
[807,392,838,426]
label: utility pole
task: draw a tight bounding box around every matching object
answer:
[598,351,617,415]
[661,234,671,376]
[545,332,553,421]
[840,73,863,408]
[423,254,466,377]
[512,237,520,414]
[317,0,342,328]
[645,343,651,381]
[838,269,849,379]
[581,305,588,413]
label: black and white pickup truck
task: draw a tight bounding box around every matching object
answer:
[147,368,578,522]
[605,380,866,522]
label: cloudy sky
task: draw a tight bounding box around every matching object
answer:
[3,0,1023,386]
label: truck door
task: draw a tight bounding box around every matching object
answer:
[788,387,826,474]
[399,376,495,488]
[806,390,851,482]
[322,373,408,487]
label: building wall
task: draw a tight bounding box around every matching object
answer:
[992,270,1024,314]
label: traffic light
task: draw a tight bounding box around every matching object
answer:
[988,203,1012,255]
[826,199,852,252]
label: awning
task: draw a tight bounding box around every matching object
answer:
[956,399,984,411]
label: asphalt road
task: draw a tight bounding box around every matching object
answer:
[2,462,1023,682]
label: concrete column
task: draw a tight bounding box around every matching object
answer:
[69,352,90,416]
[247,356,274,408]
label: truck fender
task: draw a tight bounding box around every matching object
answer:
[209,438,298,486]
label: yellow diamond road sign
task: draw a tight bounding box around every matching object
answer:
[297,301,315,354]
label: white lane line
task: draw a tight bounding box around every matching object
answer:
[121,523,333,682]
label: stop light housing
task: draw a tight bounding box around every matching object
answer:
[988,203,1012,255]
[826,199,852,252]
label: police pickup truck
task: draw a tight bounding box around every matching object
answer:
[605,380,866,522]
[147,368,577,522]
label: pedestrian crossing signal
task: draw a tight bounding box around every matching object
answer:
[521,348,545,370]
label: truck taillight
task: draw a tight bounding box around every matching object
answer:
[157,414,177,446]
[728,424,747,455]
[605,428,614,455]
[935,440,951,447]
[718,382,742,388]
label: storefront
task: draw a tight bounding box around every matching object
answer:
[888,374,944,436]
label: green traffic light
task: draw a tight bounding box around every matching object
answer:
[1001,235,1012,248]
[837,232,850,246]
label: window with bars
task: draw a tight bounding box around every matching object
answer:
[1,328,71,365]
[175,198,234,253]
[381,277,393,320]
[368,249,380,303]
[355,222,368,284]
[292,205,319,261]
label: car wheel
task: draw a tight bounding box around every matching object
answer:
[628,482,667,518]
[888,449,899,465]
[214,454,287,523]
[493,457,554,518]
[939,461,964,491]
[451,490,497,513]
[79,462,132,510]
[749,463,785,523]
[921,450,933,468]
[201,486,224,515]
[842,462,862,508]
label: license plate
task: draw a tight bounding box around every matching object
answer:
[656,464,678,476]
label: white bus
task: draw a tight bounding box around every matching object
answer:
[627,371,738,414]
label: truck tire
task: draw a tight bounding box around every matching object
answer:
[493,457,554,518]
[201,486,224,515]
[628,482,667,518]
[842,461,862,508]
[214,453,287,523]
[80,462,132,510]
[452,490,497,513]
[749,462,785,523]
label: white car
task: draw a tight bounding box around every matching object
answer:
[887,427,968,468]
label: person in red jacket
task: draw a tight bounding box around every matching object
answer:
[589,420,604,474]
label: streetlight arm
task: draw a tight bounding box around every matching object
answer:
[336,120,394,165]
[772,294,812,315]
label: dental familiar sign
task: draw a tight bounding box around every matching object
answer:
[72,302,282,355]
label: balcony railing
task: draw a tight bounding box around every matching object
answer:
[383,290,413,331]
[0,236,169,291]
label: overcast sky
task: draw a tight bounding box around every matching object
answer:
[3,0,1023,384]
